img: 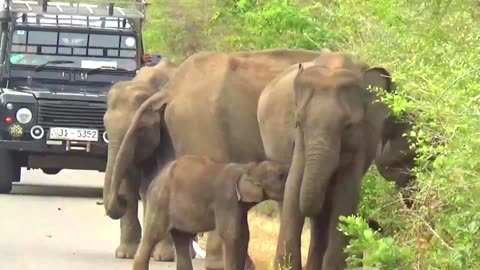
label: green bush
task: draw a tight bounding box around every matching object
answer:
[338,215,413,269]
[143,0,480,268]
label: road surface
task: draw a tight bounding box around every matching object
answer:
[0,169,204,270]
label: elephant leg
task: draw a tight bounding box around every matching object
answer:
[132,207,166,270]
[138,178,176,262]
[205,231,225,270]
[171,230,195,270]
[304,206,330,270]
[116,183,141,259]
[321,168,362,270]
[274,175,304,269]
[152,237,176,262]
[223,224,249,270]
[205,230,255,270]
[151,232,195,261]
[132,233,158,270]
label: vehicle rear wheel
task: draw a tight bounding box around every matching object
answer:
[0,150,21,194]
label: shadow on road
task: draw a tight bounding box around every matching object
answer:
[10,183,103,198]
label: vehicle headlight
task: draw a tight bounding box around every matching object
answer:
[16,108,32,124]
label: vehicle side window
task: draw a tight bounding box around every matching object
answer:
[12,30,27,43]
[29,31,58,45]
[90,34,120,48]
[59,32,88,47]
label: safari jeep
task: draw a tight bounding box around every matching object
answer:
[0,0,148,193]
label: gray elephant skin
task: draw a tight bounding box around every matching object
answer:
[133,155,289,270]
[103,59,180,261]
[257,50,400,270]
[103,49,325,270]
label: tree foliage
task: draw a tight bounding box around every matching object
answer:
[143,0,480,268]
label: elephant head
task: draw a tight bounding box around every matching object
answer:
[352,58,418,189]
[103,60,177,219]
[235,160,290,203]
[132,59,177,90]
[292,52,394,217]
[375,114,417,188]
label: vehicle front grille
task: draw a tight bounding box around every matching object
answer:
[37,99,106,133]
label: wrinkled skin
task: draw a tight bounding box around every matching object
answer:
[257,50,396,270]
[133,155,289,270]
[103,59,181,261]
[105,49,322,270]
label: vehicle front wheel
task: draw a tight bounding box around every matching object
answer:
[0,150,21,194]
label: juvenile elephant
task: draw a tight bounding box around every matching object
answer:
[257,51,396,270]
[103,59,179,260]
[104,49,322,269]
[132,155,289,270]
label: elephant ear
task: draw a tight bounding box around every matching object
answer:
[235,173,264,203]
[362,67,393,94]
[293,63,313,124]
[362,67,395,137]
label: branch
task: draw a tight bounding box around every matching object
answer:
[412,212,454,250]
[435,65,480,102]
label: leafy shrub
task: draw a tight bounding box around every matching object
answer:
[338,215,413,269]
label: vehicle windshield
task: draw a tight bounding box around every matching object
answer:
[9,29,138,71]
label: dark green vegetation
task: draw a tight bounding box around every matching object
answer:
[143,0,480,268]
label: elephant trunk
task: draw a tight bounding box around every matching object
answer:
[103,140,118,211]
[105,92,168,219]
[103,140,128,220]
[299,138,340,217]
[106,130,139,220]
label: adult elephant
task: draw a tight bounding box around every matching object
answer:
[257,50,397,270]
[103,59,179,260]
[103,49,323,270]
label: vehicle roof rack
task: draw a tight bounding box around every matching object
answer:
[6,0,147,31]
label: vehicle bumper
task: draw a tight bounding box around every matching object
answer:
[0,139,107,171]
[0,139,107,154]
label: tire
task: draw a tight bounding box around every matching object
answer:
[0,150,21,194]
[42,168,61,175]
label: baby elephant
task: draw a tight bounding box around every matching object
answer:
[132,155,289,270]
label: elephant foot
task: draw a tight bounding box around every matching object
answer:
[115,242,139,259]
[205,254,224,270]
[152,241,175,262]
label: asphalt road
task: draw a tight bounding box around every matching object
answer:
[0,169,204,270]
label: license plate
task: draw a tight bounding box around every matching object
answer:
[49,127,99,142]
